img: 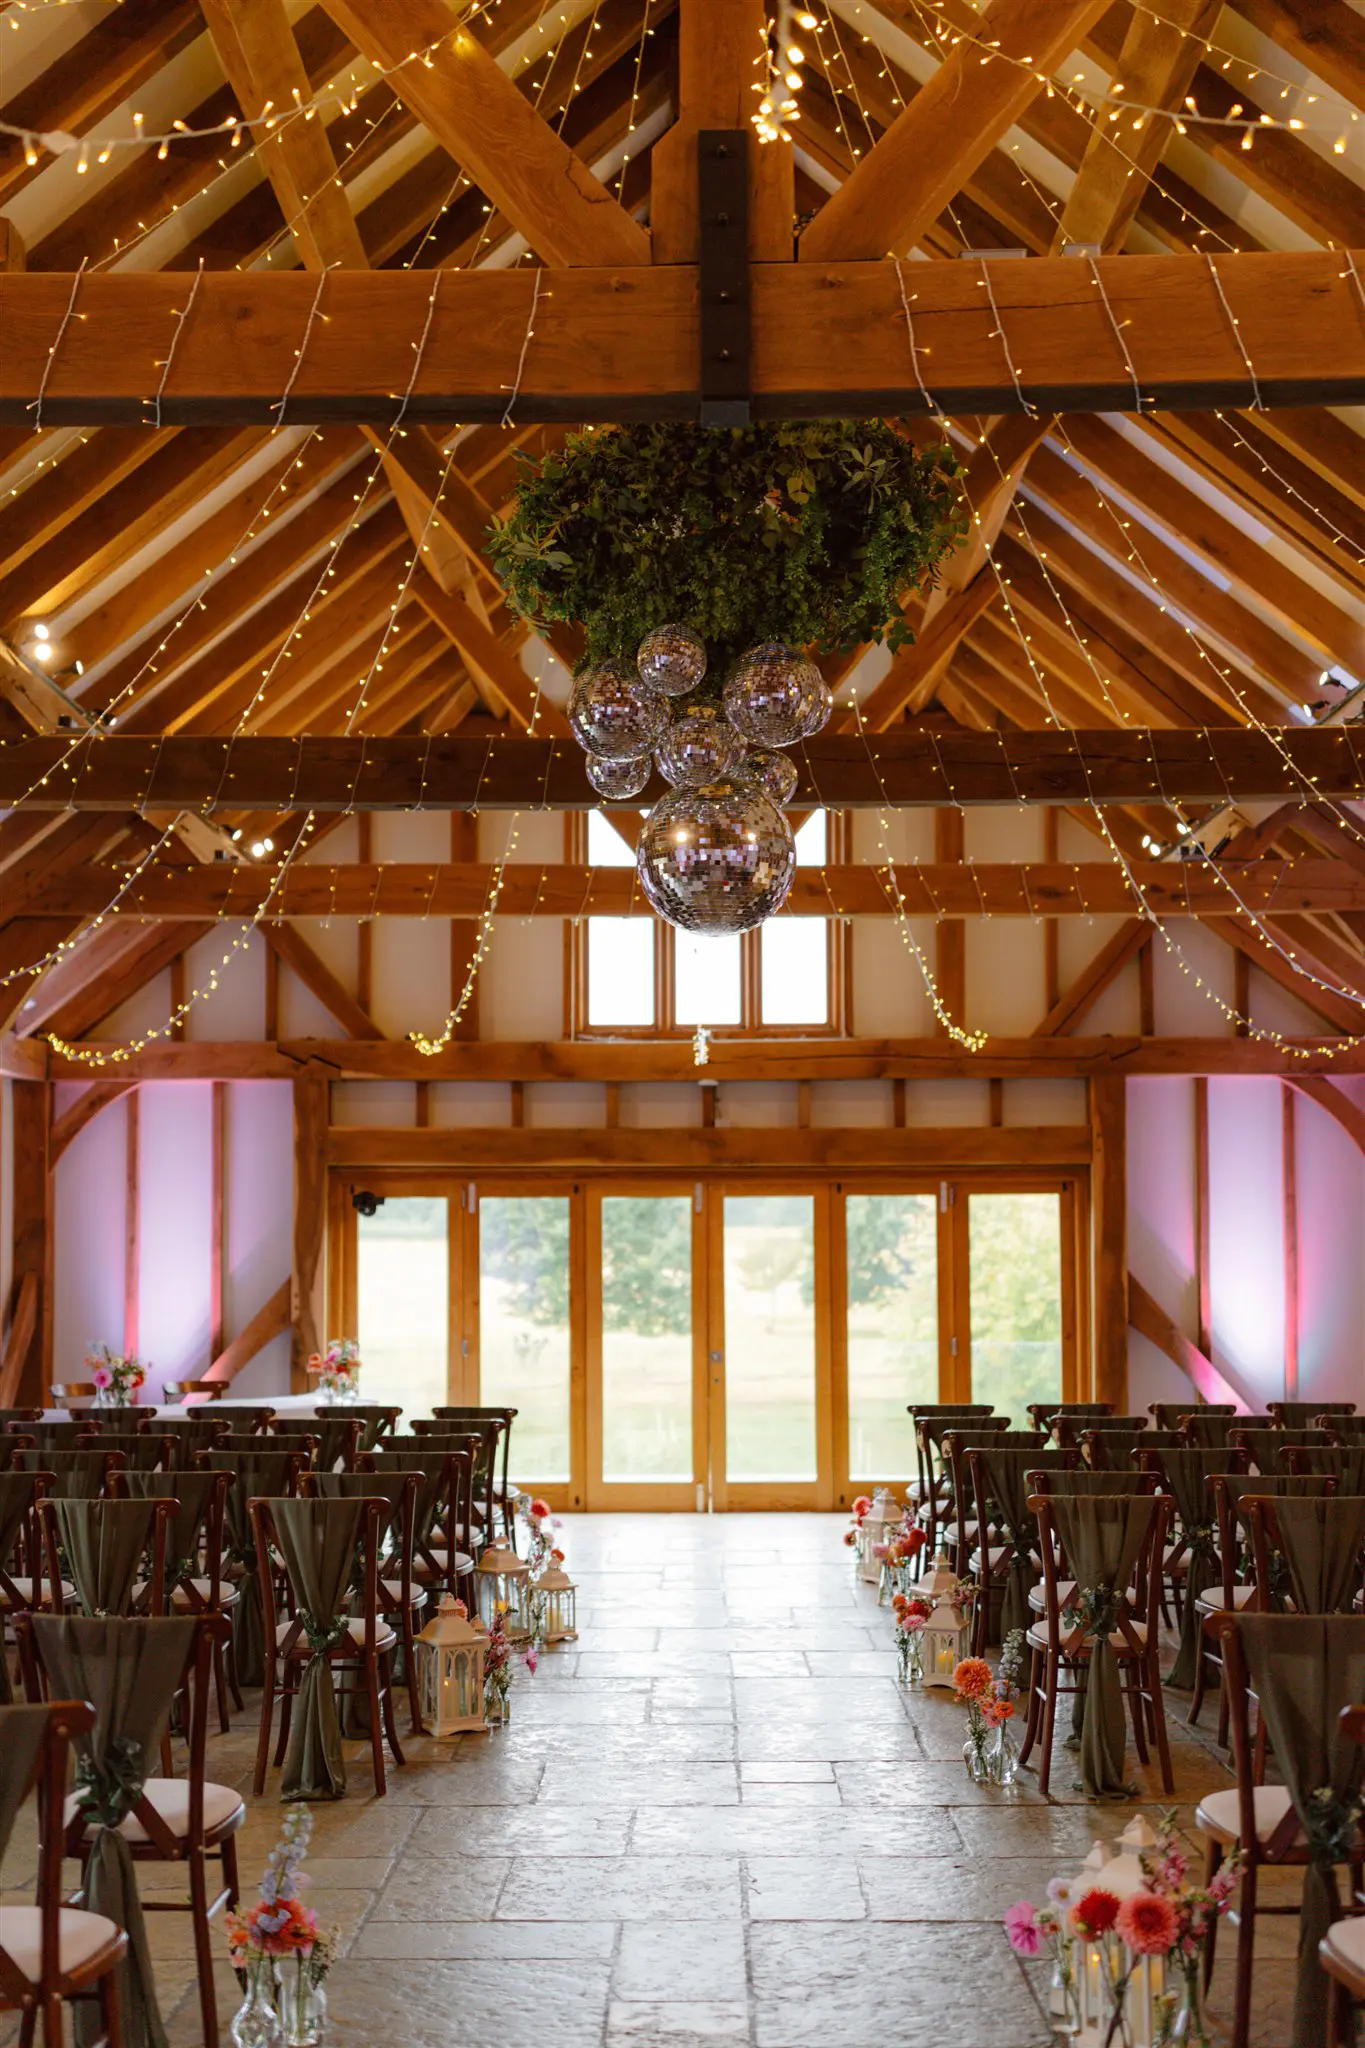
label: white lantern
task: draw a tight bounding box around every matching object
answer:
[475,1540,533,1638]
[859,1487,901,1584]
[920,1554,973,1687]
[414,1596,486,1736]
[1070,1820,1168,2048]
[531,1561,578,1643]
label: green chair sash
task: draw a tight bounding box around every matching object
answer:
[31,1614,196,2048]
[976,1448,1068,1643]
[0,1702,50,1864]
[203,1453,300,1685]
[121,1472,218,1592]
[12,1449,109,1497]
[56,1498,160,1617]
[1237,1615,1365,2048]
[1270,1496,1365,1616]
[271,1497,366,1803]
[1051,1494,1157,1799]
[1160,1449,1227,1690]
[0,1476,38,1702]
[1043,1472,1154,1496]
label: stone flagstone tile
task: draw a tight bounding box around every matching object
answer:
[613,1921,749,2001]
[536,1760,740,1805]
[746,1856,867,1920]
[751,1921,1044,2048]
[500,1854,744,1921]
[607,1999,752,2042]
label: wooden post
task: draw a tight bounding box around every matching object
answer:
[1282,1083,1299,1400]
[357,814,373,1015]
[933,808,966,1036]
[124,1089,140,1357]
[649,0,792,261]
[1042,808,1060,1013]
[1193,1076,1212,1358]
[7,1082,48,1403]
[1090,1075,1128,1405]
[451,812,479,1040]
[291,1063,328,1388]
[0,217,25,273]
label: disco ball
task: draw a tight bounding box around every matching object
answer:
[656,698,746,787]
[800,669,833,738]
[743,748,799,808]
[586,753,652,799]
[568,660,668,761]
[637,779,796,934]
[723,642,824,748]
[637,622,707,698]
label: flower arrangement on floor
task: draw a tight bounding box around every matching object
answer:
[953,1630,1025,1785]
[522,1495,556,1575]
[1004,1812,1243,2045]
[85,1341,146,1407]
[307,1338,362,1403]
[879,1520,926,1602]
[227,1809,334,2048]
[484,1600,537,1724]
[891,1592,931,1685]
[844,1495,873,1550]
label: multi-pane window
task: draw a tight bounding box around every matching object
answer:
[573,809,844,1035]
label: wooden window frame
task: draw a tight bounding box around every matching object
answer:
[567,812,850,1039]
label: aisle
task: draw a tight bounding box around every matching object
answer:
[152,1513,1295,2047]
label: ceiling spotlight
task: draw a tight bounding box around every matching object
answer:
[31,642,52,662]
[230,828,242,842]
[250,840,267,858]
[33,623,48,641]
[262,836,274,853]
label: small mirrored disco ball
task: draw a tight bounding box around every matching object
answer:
[742,747,799,807]
[637,622,707,698]
[636,779,797,934]
[586,753,651,798]
[657,698,746,787]
[723,642,825,747]
[569,660,668,760]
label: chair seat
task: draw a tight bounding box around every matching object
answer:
[968,1544,1011,1577]
[1195,1584,1261,1615]
[413,1548,473,1575]
[0,1575,75,1607]
[1195,1784,1295,1847]
[379,1579,429,1610]
[1026,1618,1149,1654]
[1321,1916,1365,1988]
[1029,1579,1076,1614]
[0,1906,124,1980]
[131,1576,241,1611]
[65,1776,244,1844]
[275,1616,397,1654]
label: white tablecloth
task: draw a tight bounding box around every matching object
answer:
[37,1392,335,1424]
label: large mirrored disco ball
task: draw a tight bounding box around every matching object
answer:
[637,622,707,698]
[569,659,668,760]
[656,698,746,787]
[742,747,799,808]
[800,668,833,737]
[637,779,797,935]
[723,642,825,748]
[586,753,652,799]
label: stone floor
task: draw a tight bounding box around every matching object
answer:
[5,1514,1309,2045]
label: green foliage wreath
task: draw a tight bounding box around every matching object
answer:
[486,421,966,666]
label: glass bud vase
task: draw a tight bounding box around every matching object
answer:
[962,1725,990,1783]
[1159,1955,1214,2048]
[1048,1942,1082,2040]
[274,1960,326,2048]
[485,1680,511,1727]
[230,1959,281,2048]
[897,1631,924,1687]
[988,1720,1019,1788]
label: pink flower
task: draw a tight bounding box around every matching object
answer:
[1071,1889,1121,1939]
[1004,1901,1043,1956]
[91,1366,113,1390]
[851,1495,872,1521]
[529,1497,551,1521]
[1117,1891,1179,1957]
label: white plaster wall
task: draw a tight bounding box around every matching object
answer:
[52,1096,129,1380]
[224,1082,293,1397]
[1206,1077,1288,1404]
[138,1083,214,1392]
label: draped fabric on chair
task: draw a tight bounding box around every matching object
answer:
[203,1451,300,1685]
[1295,1446,1365,1491]
[1237,1427,1331,1475]
[1050,1494,1158,1799]
[0,1703,50,1860]
[312,1418,361,1472]
[1237,1616,1365,2048]
[1267,1496,1365,1615]
[974,1448,1068,1643]
[368,1449,455,1580]
[31,1614,195,2048]
[56,1499,160,1617]
[0,1477,39,1703]
[1040,1471,1154,1497]
[1159,1449,1227,1690]
[1183,1413,1255,1449]
[12,1450,111,1497]
[121,1471,218,1594]
[271,1498,365,1803]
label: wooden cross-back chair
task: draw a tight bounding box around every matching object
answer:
[16,1612,243,2048]
[1322,1704,1365,2048]
[0,1698,128,2048]
[301,1469,425,1734]
[907,1407,997,1554]
[962,1441,1073,1652]
[1026,1402,1113,1434]
[928,1417,1016,1568]
[1267,1401,1356,1427]
[431,1406,517,1540]
[1150,1402,1236,1431]
[363,1444,477,1610]
[1019,1490,1174,1800]
[1080,1426,1185,1471]
[1198,1614,1365,2048]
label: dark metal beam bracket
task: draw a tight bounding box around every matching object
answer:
[697,130,751,428]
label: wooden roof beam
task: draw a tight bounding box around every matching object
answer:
[3,729,1359,811]
[317,0,650,268]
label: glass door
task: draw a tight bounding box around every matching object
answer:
[471,1186,580,1497]
[354,1194,452,1416]
[585,1186,705,1509]
[960,1189,1072,1418]
[711,1186,833,1509]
